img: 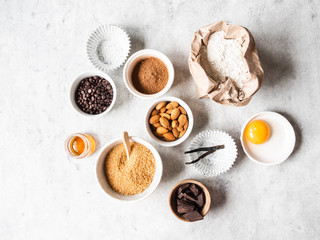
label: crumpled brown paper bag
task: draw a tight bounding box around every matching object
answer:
[188,21,264,106]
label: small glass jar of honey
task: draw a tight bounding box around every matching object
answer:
[65,133,96,159]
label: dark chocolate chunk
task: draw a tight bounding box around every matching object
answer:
[177,199,193,206]
[189,184,201,196]
[177,183,190,196]
[181,193,197,203]
[177,199,185,206]
[196,192,205,208]
[185,189,195,197]
[177,202,195,214]
[182,211,204,222]
[177,192,184,199]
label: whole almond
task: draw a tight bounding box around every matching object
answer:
[153,130,163,138]
[178,106,187,115]
[172,128,179,138]
[178,114,187,127]
[156,127,169,135]
[170,101,179,108]
[163,132,175,141]
[156,101,167,110]
[149,114,160,124]
[160,113,171,120]
[166,103,173,110]
[171,108,180,120]
[179,129,186,138]
[166,109,173,114]
[160,107,166,113]
[160,117,170,129]
[172,120,178,129]
[177,126,184,132]
[151,109,159,116]
[153,123,161,128]
[184,119,189,130]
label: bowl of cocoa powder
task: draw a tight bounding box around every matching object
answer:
[123,49,174,99]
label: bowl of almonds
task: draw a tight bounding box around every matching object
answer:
[145,97,194,147]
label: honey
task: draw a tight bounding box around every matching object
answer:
[71,136,85,155]
[65,133,96,159]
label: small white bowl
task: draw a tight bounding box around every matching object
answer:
[69,71,117,118]
[145,97,194,147]
[240,111,296,165]
[123,49,174,99]
[96,136,163,202]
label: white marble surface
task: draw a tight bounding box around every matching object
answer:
[1,0,320,239]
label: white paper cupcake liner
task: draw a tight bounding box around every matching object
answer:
[87,25,131,71]
[187,130,237,176]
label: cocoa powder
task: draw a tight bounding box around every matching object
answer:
[132,57,169,94]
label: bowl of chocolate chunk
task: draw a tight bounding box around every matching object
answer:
[70,71,116,118]
[96,133,163,202]
[169,179,211,222]
[145,97,194,147]
[123,49,174,99]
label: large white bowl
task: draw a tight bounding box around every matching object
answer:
[96,137,163,202]
[123,49,174,99]
[69,71,117,118]
[240,111,296,165]
[145,97,194,147]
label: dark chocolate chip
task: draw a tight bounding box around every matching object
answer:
[74,76,113,115]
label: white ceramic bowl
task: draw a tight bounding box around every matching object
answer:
[96,137,163,202]
[145,97,194,147]
[69,71,117,118]
[123,49,174,99]
[240,111,296,165]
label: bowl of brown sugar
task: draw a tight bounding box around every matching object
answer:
[123,49,174,99]
[96,136,163,202]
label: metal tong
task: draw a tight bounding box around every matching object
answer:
[185,145,225,165]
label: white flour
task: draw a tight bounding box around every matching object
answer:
[202,31,248,89]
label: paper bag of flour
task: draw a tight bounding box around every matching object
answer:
[188,21,264,106]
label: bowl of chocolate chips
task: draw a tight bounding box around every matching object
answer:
[70,71,116,118]
[169,179,211,222]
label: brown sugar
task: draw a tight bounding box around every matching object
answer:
[131,57,169,94]
[105,142,156,195]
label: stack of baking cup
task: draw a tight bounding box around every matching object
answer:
[87,25,131,72]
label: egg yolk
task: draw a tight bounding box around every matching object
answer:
[245,120,270,144]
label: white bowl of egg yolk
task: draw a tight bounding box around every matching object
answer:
[240,111,296,165]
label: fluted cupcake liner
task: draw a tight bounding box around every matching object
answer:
[87,25,131,72]
[187,130,237,176]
